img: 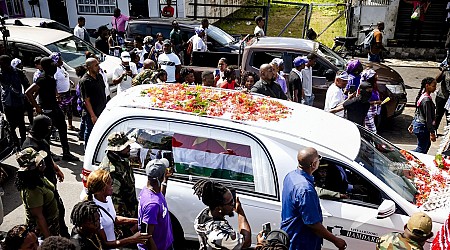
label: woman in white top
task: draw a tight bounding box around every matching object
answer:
[215,58,228,87]
[86,169,150,249]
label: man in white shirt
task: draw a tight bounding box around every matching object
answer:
[193,27,207,52]
[73,16,90,43]
[157,40,181,83]
[112,51,138,94]
[324,71,350,117]
[301,53,317,106]
[254,16,265,37]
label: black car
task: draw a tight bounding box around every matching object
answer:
[125,18,240,53]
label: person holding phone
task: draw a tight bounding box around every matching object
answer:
[113,52,138,95]
[137,158,174,250]
[193,180,252,250]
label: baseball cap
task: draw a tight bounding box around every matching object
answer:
[406,212,433,237]
[293,56,308,67]
[106,132,134,152]
[361,69,376,81]
[255,15,264,22]
[265,229,290,249]
[163,39,171,46]
[143,36,153,44]
[271,58,283,67]
[145,158,169,179]
[120,51,131,62]
[16,147,47,171]
[336,71,350,81]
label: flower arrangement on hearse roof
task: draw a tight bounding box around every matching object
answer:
[139,84,291,121]
[400,150,450,209]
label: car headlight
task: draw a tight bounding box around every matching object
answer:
[385,84,405,94]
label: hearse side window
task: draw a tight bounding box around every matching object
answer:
[95,119,276,195]
[9,43,46,68]
[313,159,383,207]
[250,51,282,70]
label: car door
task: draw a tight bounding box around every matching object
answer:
[92,117,281,242]
[318,159,410,250]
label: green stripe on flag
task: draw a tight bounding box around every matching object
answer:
[174,163,254,183]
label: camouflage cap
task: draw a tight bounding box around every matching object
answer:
[16,147,47,171]
[406,212,433,237]
[106,132,135,152]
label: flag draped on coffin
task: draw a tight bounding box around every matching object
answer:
[172,134,254,182]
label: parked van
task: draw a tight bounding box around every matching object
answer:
[82,84,447,249]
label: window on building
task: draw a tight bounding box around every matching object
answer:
[4,0,24,17]
[77,0,117,15]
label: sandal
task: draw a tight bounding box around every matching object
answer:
[68,125,80,132]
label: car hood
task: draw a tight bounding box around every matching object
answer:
[362,62,403,85]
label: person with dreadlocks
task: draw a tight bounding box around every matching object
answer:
[137,158,174,250]
[2,224,39,250]
[408,77,437,154]
[193,179,251,250]
[70,201,103,249]
[15,147,60,238]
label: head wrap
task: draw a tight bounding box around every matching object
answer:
[195,27,204,35]
[50,52,61,64]
[10,58,21,69]
[346,59,362,74]
[361,69,376,81]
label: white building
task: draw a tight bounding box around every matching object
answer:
[20,0,186,30]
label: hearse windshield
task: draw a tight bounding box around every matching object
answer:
[355,126,417,204]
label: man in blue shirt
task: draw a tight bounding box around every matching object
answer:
[281,147,347,250]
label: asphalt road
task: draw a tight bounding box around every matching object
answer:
[0,61,443,241]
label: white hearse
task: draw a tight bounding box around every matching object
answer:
[82,84,448,249]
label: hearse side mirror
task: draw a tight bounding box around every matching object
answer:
[376,200,396,219]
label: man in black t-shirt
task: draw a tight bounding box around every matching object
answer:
[343,81,372,126]
[79,58,107,144]
[94,25,110,55]
[289,56,308,103]
[251,64,287,100]
[25,57,79,161]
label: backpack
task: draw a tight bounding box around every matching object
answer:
[363,30,375,50]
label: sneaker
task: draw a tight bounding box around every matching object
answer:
[62,153,79,161]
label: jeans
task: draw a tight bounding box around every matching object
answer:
[368,53,381,62]
[44,107,70,154]
[412,120,431,154]
[84,114,94,147]
[302,94,315,106]
[3,105,26,147]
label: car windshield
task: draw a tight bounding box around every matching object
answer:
[45,36,101,68]
[208,25,235,46]
[317,44,346,70]
[355,126,417,204]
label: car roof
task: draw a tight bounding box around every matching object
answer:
[248,36,319,52]
[5,17,57,26]
[128,17,201,27]
[107,84,361,160]
[4,25,71,46]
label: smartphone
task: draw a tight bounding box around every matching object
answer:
[229,188,236,202]
[125,65,131,71]
[140,222,148,235]
[262,222,271,238]
[214,69,220,77]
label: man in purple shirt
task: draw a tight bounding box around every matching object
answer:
[138,158,174,250]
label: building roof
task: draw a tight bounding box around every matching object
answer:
[248,36,319,52]
[3,25,72,46]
